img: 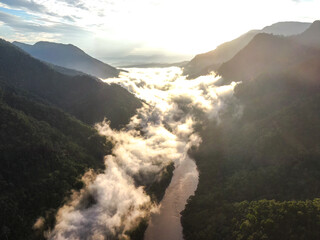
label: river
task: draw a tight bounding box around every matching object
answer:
[48,67,237,240]
[144,155,198,240]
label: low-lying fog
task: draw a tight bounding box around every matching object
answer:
[48,67,238,240]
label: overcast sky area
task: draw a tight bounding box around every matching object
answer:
[0,0,319,64]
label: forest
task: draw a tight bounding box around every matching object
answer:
[181,24,320,240]
[0,82,112,239]
[0,39,145,240]
[0,39,175,240]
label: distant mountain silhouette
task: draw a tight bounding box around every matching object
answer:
[217,34,319,83]
[184,30,259,79]
[217,21,320,84]
[183,22,311,79]
[13,41,120,79]
[293,20,320,49]
[261,21,311,36]
[0,39,141,128]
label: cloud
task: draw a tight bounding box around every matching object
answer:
[0,11,47,32]
[1,0,320,61]
[1,0,47,13]
[0,0,67,20]
[49,167,155,239]
[0,10,91,43]
[0,1,192,62]
[56,0,90,10]
[47,67,239,239]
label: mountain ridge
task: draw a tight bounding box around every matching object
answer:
[183,21,312,79]
[1,38,142,128]
[217,20,320,84]
[293,20,320,49]
[13,41,121,79]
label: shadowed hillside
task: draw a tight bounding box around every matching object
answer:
[183,22,311,79]
[217,33,320,83]
[217,21,320,84]
[181,20,320,240]
[183,30,259,79]
[0,39,142,128]
[294,20,320,49]
[0,82,112,240]
[13,41,121,79]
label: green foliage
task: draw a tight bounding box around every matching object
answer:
[181,70,320,239]
[145,162,175,203]
[0,84,111,240]
[232,199,320,240]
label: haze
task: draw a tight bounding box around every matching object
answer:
[0,0,319,64]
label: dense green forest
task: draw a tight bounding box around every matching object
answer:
[181,22,320,240]
[0,39,173,240]
[182,72,320,240]
[0,39,144,239]
[0,82,113,240]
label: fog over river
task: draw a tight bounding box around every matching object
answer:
[48,67,238,240]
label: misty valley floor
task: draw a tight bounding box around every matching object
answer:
[2,2,320,239]
[47,67,237,239]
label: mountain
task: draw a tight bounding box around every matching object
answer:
[217,21,320,84]
[217,33,319,83]
[262,21,311,36]
[182,74,320,239]
[0,81,111,240]
[0,39,142,128]
[0,39,173,240]
[46,62,88,77]
[183,30,259,79]
[13,41,120,79]
[294,20,320,49]
[183,21,311,79]
[181,22,320,240]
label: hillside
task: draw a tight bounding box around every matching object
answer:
[183,21,311,79]
[0,39,142,128]
[181,21,320,240]
[46,63,88,77]
[294,20,320,49]
[217,33,319,83]
[262,21,311,35]
[183,30,259,78]
[182,72,320,240]
[13,41,120,79]
[0,82,111,240]
[217,20,320,84]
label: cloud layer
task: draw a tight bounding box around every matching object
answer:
[47,67,238,239]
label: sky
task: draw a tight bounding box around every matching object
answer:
[0,0,319,64]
